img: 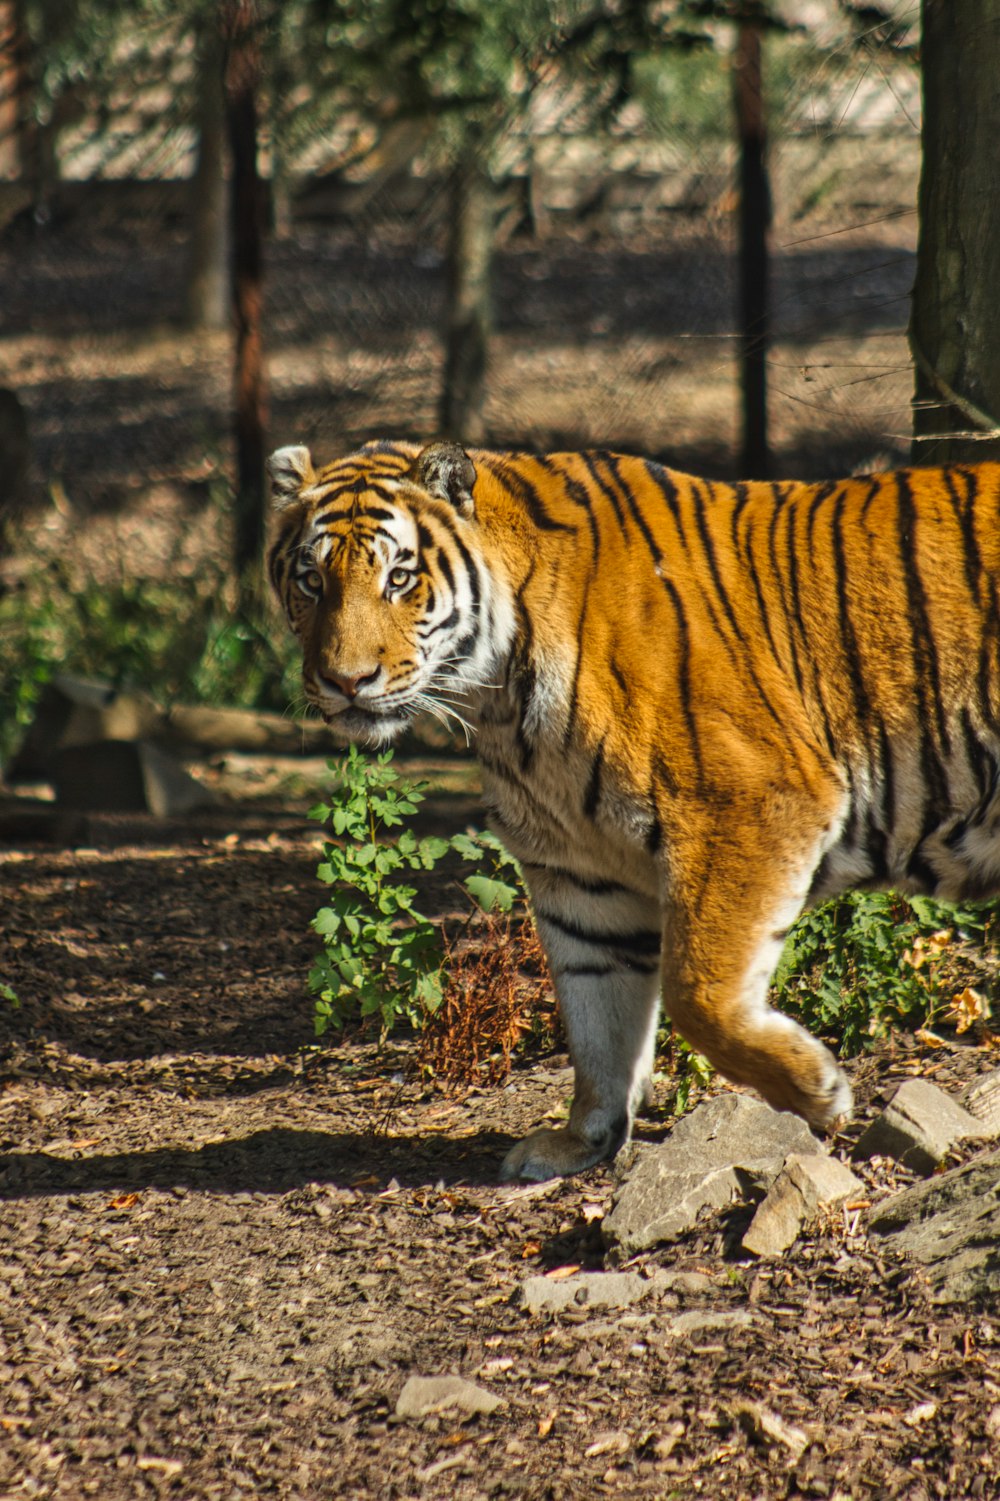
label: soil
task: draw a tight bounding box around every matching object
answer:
[2,149,998,1501]
[1,773,999,1501]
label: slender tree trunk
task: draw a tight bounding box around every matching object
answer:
[439,141,493,444]
[910,0,1000,464]
[186,19,229,330]
[221,0,268,613]
[734,23,771,479]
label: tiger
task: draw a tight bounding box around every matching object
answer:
[267,437,1000,1182]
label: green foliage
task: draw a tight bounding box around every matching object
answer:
[308,747,522,1037]
[1,982,19,1010]
[664,1037,714,1116]
[0,561,299,767]
[772,890,991,1055]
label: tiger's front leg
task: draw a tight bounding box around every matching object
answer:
[500,871,663,1182]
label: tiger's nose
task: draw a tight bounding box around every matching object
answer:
[321,667,380,700]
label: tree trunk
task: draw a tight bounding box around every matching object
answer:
[910,0,1000,464]
[734,23,771,479]
[0,1,25,179]
[221,0,268,614]
[439,143,493,444]
[186,20,229,330]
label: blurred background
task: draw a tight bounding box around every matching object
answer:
[0,1,922,764]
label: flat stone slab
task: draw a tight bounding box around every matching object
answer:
[855,1078,984,1175]
[603,1094,820,1259]
[395,1375,505,1420]
[514,1267,711,1314]
[742,1152,864,1257]
[50,739,216,816]
[869,1147,1000,1303]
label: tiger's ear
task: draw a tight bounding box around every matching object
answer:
[415,442,476,517]
[267,445,315,509]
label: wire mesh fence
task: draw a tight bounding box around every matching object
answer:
[0,2,920,558]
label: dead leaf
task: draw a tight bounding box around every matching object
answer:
[106,1193,139,1211]
[537,1410,557,1438]
[945,988,990,1035]
[519,1241,541,1259]
[544,1264,582,1280]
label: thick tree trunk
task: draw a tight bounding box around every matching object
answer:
[221,0,268,613]
[186,20,229,330]
[911,1,1000,464]
[439,144,493,444]
[734,23,771,479]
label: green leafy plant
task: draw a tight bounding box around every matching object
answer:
[772,891,992,1054]
[308,746,522,1038]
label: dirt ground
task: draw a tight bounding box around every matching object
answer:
[1,770,999,1501]
[3,158,999,1500]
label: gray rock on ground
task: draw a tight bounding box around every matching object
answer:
[395,1375,505,1420]
[854,1078,984,1175]
[603,1093,821,1259]
[514,1268,712,1314]
[869,1147,1000,1303]
[742,1152,865,1257]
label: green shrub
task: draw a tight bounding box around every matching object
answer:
[307,746,521,1037]
[0,563,299,765]
[772,890,993,1054]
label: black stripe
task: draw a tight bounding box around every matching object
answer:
[767,484,805,700]
[520,861,637,897]
[642,460,690,553]
[661,575,703,784]
[689,477,746,647]
[604,453,667,569]
[583,739,605,817]
[535,910,662,956]
[831,486,872,736]
[489,458,577,534]
[948,467,984,606]
[563,572,593,748]
[897,470,952,781]
[536,455,601,558]
[580,451,629,538]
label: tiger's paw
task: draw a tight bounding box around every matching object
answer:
[499,1119,627,1182]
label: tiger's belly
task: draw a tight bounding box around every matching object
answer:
[809,742,1000,906]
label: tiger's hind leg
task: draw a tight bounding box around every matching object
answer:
[500,875,663,1182]
[662,809,852,1132]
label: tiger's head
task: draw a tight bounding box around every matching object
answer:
[267,439,511,743]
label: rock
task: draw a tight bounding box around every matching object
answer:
[854,1078,984,1175]
[49,740,216,815]
[869,1147,1000,1303]
[742,1152,864,1257]
[960,1071,1000,1138]
[514,1268,696,1314]
[663,1309,755,1338]
[730,1400,809,1460]
[603,1094,821,1259]
[7,676,162,782]
[394,1374,505,1420]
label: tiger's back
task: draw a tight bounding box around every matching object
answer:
[268,439,1000,1179]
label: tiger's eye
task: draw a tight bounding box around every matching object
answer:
[300,568,323,595]
[388,566,412,590]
